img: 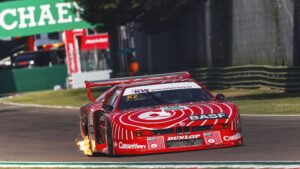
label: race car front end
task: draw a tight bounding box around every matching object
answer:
[111,105,243,155]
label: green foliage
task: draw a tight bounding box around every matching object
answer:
[76,0,201,31]
[76,0,143,31]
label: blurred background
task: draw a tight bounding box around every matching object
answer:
[0,0,299,95]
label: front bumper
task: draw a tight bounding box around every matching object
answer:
[113,129,243,155]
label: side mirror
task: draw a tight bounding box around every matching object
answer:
[105,105,114,112]
[215,94,225,101]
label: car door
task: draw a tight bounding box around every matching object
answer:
[95,88,121,145]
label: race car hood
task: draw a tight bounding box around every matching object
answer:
[113,102,237,130]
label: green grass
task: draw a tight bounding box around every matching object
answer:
[2,88,90,107]
[211,87,300,114]
[2,87,300,115]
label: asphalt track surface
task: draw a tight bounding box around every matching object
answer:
[0,103,300,162]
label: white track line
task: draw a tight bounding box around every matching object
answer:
[0,161,299,168]
[0,101,79,110]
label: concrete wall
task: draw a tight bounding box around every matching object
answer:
[231,0,294,66]
[134,0,298,74]
[135,1,208,73]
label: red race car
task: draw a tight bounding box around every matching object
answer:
[78,72,243,156]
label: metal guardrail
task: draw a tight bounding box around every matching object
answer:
[189,65,300,91]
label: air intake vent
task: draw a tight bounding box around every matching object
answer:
[166,138,203,148]
[176,126,190,134]
[153,128,174,135]
[191,125,212,132]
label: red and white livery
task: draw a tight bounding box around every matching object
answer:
[79,72,243,156]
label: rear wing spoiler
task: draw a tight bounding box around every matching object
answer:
[85,71,191,101]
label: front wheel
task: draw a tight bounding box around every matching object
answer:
[79,118,88,137]
[79,118,94,157]
[106,122,114,157]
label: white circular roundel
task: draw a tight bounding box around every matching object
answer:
[113,141,118,147]
[208,139,215,144]
[151,144,158,148]
[138,111,172,120]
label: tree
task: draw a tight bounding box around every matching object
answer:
[76,0,142,31]
[76,0,200,32]
[75,0,200,73]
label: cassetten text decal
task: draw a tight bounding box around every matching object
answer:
[118,142,146,149]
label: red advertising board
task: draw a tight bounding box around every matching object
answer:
[80,33,109,50]
[64,29,109,75]
[64,29,86,74]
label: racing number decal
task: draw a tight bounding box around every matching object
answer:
[126,94,138,101]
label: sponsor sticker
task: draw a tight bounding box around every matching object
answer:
[223,133,242,141]
[118,142,146,149]
[189,113,228,121]
[204,131,223,145]
[132,89,150,94]
[123,82,201,96]
[147,136,165,149]
[161,105,188,111]
[167,134,201,141]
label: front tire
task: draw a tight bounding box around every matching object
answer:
[107,122,114,157]
[80,118,88,137]
[79,118,94,157]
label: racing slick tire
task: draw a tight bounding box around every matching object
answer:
[79,118,95,157]
[107,122,114,157]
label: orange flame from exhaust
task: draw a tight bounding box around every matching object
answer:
[76,136,93,156]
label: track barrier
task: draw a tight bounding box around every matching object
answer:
[189,65,300,91]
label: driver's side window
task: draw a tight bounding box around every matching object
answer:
[108,89,121,108]
[102,87,117,107]
[103,88,121,112]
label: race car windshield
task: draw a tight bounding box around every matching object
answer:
[118,82,213,110]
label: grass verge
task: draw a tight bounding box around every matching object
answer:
[1,88,90,107]
[2,87,300,115]
[211,87,300,114]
